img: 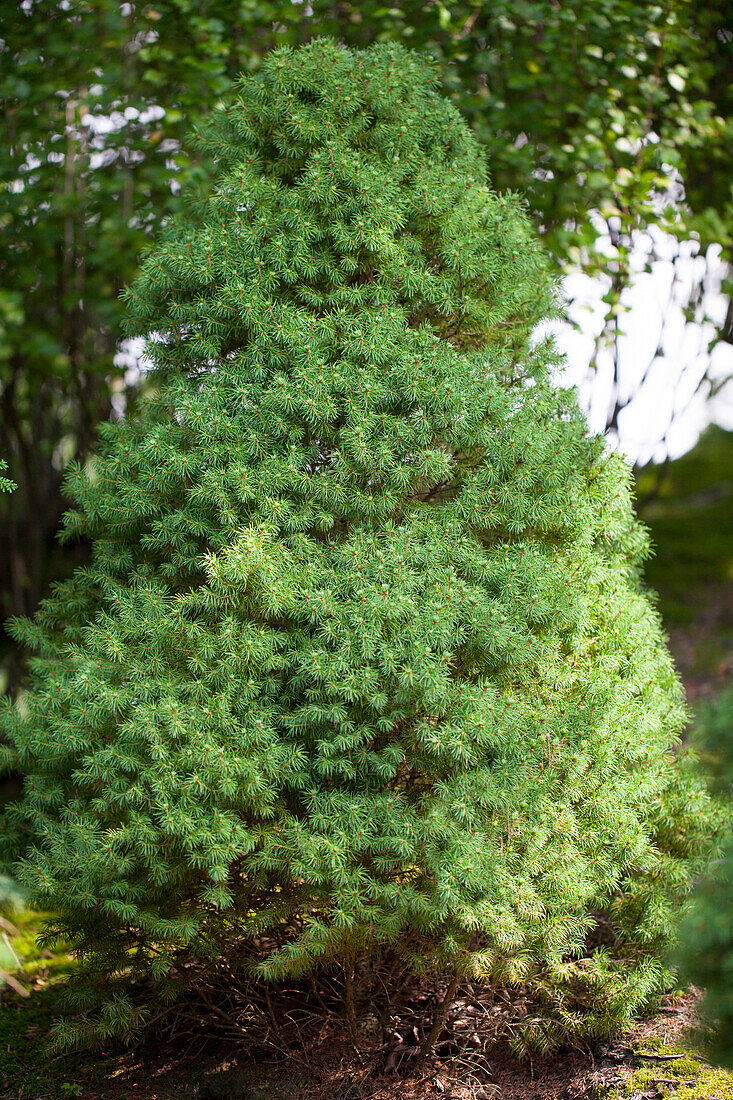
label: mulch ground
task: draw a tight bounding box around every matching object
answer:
[62,991,702,1100]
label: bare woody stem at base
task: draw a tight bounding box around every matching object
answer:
[413,969,461,1072]
[344,956,357,1048]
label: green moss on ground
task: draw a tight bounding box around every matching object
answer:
[0,909,92,1099]
[604,1035,733,1100]
[0,984,85,1099]
[1,907,73,980]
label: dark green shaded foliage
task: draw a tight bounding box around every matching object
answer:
[0,41,712,1049]
[678,683,733,1068]
[637,426,733,632]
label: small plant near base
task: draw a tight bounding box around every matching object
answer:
[0,40,715,1060]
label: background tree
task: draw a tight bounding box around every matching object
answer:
[0,0,285,633]
[319,0,733,449]
[1,41,713,1055]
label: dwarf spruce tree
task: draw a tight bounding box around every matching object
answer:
[0,41,711,1050]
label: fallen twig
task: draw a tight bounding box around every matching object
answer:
[2,932,21,969]
[636,1052,686,1062]
[0,969,29,997]
[649,1078,698,1086]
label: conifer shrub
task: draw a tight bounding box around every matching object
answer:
[0,40,713,1054]
[0,460,14,493]
[678,684,733,1067]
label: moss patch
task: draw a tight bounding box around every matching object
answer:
[0,908,94,1099]
[603,1035,733,1099]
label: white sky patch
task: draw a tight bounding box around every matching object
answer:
[542,227,733,465]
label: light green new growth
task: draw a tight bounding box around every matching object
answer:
[0,40,712,1048]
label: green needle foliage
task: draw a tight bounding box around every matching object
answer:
[0,41,712,1051]
[0,461,15,494]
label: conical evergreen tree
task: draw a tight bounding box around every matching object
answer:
[0,40,712,1050]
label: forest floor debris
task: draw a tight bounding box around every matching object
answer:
[2,951,732,1100]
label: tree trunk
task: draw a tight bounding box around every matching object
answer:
[413,969,461,1073]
